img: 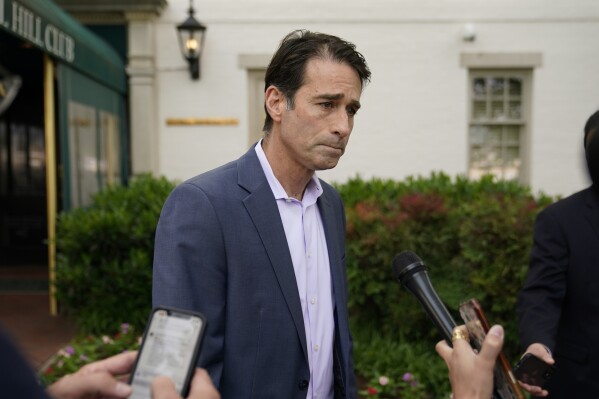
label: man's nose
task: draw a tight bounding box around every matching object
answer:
[332,109,351,137]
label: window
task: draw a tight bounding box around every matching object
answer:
[468,71,531,181]
[239,54,270,146]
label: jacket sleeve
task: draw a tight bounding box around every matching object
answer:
[516,207,569,352]
[152,182,227,386]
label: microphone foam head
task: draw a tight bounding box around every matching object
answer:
[392,251,427,284]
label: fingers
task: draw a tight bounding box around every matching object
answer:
[188,369,221,399]
[518,381,549,397]
[435,339,452,363]
[150,369,221,399]
[151,376,180,399]
[47,371,132,399]
[451,326,469,344]
[525,343,555,365]
[79,351,138,376]
[436,325,470,364]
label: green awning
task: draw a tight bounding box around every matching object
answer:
[0,0,126,93]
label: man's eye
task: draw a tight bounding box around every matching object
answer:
[347,107,358,117]
[321,102,334,109]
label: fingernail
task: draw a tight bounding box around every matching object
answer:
[116,382,132,395]
[488,325,504,339]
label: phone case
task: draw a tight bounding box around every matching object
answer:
[129,306,207,398]
[459,298,525,399]
[513,353,555,387]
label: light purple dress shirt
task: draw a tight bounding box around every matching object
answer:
[255,141,335,399]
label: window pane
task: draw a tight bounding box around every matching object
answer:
[490,126,503,144]
[491,101,505,120]
[504,126,519,145]
[504,146,519,163]
[508,101,521,119]
[508,78,522,96]
[473,78,486,96]
[470,126,487,145]
[489,78,504,95]
[473,101,487,120]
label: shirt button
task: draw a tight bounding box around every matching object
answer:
[314,344,320,352]
[311,297,317,304]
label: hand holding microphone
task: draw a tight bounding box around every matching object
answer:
[391,250,523,399]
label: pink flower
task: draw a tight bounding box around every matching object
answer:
[378,376,389,386]
[402,372,412,381]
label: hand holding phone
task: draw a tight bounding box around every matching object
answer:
[514,353,555,388]
[459,298,525,399]
[129,307,207,399]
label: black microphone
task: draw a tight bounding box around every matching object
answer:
[391,250,457,344]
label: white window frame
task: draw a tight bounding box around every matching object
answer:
[461,53,541,184]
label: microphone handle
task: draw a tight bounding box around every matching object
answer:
[403,272,457,344]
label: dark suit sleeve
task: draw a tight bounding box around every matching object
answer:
[0,327,50,399]
[152,182,227,386]
[517,208,569,352]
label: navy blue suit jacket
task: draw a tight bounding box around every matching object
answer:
[0,326,49,399]
[153,146,356,398]
[517,187,599,397]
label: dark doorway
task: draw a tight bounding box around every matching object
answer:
[0,32,48,267]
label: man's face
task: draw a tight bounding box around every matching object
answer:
[277,58,362,172]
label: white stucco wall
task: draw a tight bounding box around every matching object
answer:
[148,0,599,197]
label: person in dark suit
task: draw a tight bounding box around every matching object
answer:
[152,30,371,399]
[517,109,599,398]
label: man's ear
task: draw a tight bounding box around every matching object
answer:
[265,85,284,123]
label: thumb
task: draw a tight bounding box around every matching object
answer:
[151,376,180,399]
[48,372,132,399]
[479,325,504,366]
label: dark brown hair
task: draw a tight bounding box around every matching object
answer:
[584,110,599,148]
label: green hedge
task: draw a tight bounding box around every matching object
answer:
[54,174,176,334]
[54,172,554,397]
[339,173,553,397]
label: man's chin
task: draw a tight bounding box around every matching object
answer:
[315,159,341,171]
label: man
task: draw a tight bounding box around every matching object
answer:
[0,326,220,399]
[517,110,599,398]
[153,30,371,398]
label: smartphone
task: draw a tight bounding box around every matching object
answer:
[129,307,207,399]
[513,353,555,387]
[459,298,525,399]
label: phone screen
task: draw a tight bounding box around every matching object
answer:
[129,308,206,399]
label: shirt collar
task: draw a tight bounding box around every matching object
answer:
[254,139,323,204]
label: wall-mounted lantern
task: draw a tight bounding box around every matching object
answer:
[176,0,207,80]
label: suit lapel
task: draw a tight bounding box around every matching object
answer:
[237,148,309,364]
